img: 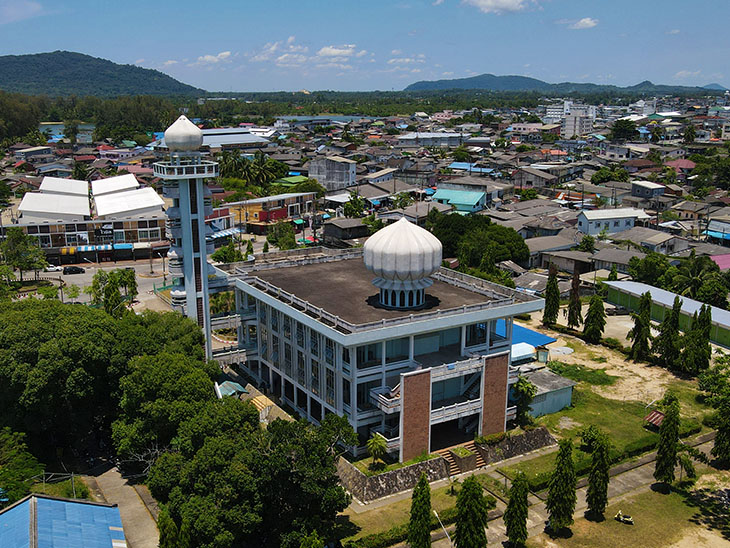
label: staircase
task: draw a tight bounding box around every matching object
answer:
[436,441,486,476]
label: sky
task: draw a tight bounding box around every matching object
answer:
[0,0,728,92]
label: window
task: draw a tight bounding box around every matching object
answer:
[342,378,351,407]
[296,322,305,348]
[625,219,631,226]
[357,343,382,369]
[613,221,619,227]
[325,338,335,366]
[283,315,291,339]
[284,343,292,376]
[114,230,125,243]
[466,322,487,347]
[326,369,335,406]
[259,326,268,361]
[138,229,149,240]
[38,235,51,248]
[310,331,319,356]
[385,337,409,364]
[271,335,280,366]
[259,304,267,324]
[310,360,320,395]
[297,351,306,387]
[65,233,78,246]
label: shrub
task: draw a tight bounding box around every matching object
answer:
[451,446,474,458]
[474,431,508,446]
[602,337,628,353]
[515,313,531,321]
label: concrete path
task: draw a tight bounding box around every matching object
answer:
[93,466,159,548]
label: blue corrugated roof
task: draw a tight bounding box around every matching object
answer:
[0,496,125,548]
[432,189,486,206]
[496,319,557,347]
[447,162,494,174]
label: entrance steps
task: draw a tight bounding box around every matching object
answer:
[436,440,485,476]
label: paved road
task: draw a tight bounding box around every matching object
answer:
[93,466,159,548]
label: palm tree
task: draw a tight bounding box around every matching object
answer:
[673,250,716,299]
[366,434,388,467]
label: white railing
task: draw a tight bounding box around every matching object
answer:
[506,405,517,421]
[375,432,401,451]
[370,386,401,413]
[212,346,247,366]
[211,314,241,330]
[153,160,219,179]
[431,356,484,382]
[430,398,482,424]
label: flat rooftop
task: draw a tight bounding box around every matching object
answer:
[250,255,520,328]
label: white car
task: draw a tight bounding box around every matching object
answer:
[44,265,63,272]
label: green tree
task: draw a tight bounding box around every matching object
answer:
[392,192,414,209]
[408,473,432,548]
[627,291,653,361]
[680,306,712,375]
[452,145,471,162]
[576,235,595,253]
[711,393,730,465]
[0,427,44,504]
[653,296,683,369]
[88,269,109,305]
[37,284,58,300]
[157,505,180,548]
[611,119,639,141]
[362,213,384,235]
[292,178,327,198]
[654,391,680,486]
[607,264,618,281]
[628,252,670,286]
[504,471,529,547]
[245,239,254,258]
[567,271,582,330]
[299,531,324,548]
[263,241,269,253]
[684,124,696,144]
[546,439,577,532]
[366,433,387,466]
[117,268,138,300]
[542,264,560,326]
[586,431,611,518]
[103,276,125,318]
[1,227,47,281]
[72,161,89,181]
[518,188,538,201]
[344,191,366,218]
[513,376,537,427]
[66,283,81,303]
[267,221,297,250]
[211,240,245,263]
[454,476,488,548]
[673,250,719,301]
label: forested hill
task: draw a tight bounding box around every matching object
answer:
[0,51,202,96]
[405,73,719,95]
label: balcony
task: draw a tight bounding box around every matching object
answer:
[153,160,219,180]
[211,314,241,330]
[370,385,401,414]
[212,346,247,367]
[430,356,484,383]
[170,286,186,308]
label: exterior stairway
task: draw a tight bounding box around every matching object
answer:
[436,441,486,476]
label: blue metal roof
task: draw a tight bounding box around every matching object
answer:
[496,319,557,347]
[0,496,125,548]
[432,189,486,206]
[447,162,493,174]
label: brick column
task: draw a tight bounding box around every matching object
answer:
[480,351,509,436]
[399,369,431,463]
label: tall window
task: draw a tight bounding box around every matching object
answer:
[284,343,292,376]
[296,321,305,348]
[357,343,382,369]
[326,369,335,406]
[283,315,291,340]
[311,360,320,395]
[385,337,409,364]
[310,331,319,357]
[325,338,335,366]
[466,322,487,347]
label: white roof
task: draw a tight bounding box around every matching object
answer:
[18,192,90,217]
[94,187,164,217]
[400,132,464,139]
[511,342,536,361]
[39,176,88,196]
[632,181,664,190]
[580,208,651,221]
[91,174,140,196]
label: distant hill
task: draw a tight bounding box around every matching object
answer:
[0,51,202,96]
[703,83,728,91]
[405,73,718,94]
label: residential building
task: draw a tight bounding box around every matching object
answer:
[361,167,398,185]
[309,156,356,191]
[431,189,486,213]
[397,132,464,148]
[591,248,646,274]
[525,235,575,268]
[226,220,544,461]
[228,192,318,234]
[576,208,651,235]
[14,146,52,161]
[561,114,592,139]
[513,167,557,189]
[631,181,665,199]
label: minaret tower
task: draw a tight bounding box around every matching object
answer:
[153,115,218,358]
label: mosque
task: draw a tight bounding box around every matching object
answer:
[230,218,545,462]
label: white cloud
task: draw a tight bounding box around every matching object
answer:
[569,17,598,29]
[391,49,403,55]
[317,44,356,57]
[355,50,368,58]
[462,0,532,15]
[667,29,680,35]
[433,0,445,4]
[442,71,454,76]
[163,60,178,66]
[316,62,353,70]
[276,53,308,67]
[251,41,281,62]
[388,57,425,65]
[674,70,701,79]
[134,58,145,65]
[0,0,44,24]
[194,51,232,65]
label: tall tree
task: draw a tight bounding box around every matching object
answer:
[607,264,618,281]
[408,473,432,548]
[542,264,560,326]
[654,392,680,486]
[366,434,387,466]
[103,276,125,318]
[454,476,488,548]
[586,430,611,518]
[513,377,537,427]
[0,227,47,281]
[546,439,577,532]
[627,291,653,361]
[680,306,712,375]
[157,505,180,548]
[583,295,606,344]
[653,295,683,369]
[504,471,529,547]
[567,271,582,330]
[711,393,730,465]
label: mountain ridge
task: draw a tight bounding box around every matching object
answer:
[0,51,202,96]
[405,73,720,94]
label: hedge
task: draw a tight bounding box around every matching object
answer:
[344,494,496,548]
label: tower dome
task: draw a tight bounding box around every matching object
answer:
[164,115,203,152]
[364,217,442,309]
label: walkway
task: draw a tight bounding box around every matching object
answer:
[91,466,159,548]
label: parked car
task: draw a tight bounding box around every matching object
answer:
[44,264,63,272]
[63,266,85,275]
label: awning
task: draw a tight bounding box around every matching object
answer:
[293,218,305,225]
[60,247,76,255]
[644,409,665,427]
[113,243,134,250]
[370,199,380,206]
[78,245,95,252]
[133,242,151,249]
[96,244,112,251]
[211,227,242,239]
[322,213,331,219]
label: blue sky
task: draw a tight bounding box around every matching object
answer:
[1,0,728,92]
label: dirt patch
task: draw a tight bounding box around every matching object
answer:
[666,528,729,548]
[556,416,581,431]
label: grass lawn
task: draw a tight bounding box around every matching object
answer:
[547,361,619,386]
[341,480,461,541]
[351,453,439,477]
[31,478,90,500]
[528,486,725,548]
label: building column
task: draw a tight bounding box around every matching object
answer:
[479,350,510,437]
[399,369,432,462]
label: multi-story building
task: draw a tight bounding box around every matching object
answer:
[308,156,357,191]
[225,219,544,461]
[154,115,221,358]
[576,208,651,235]
[227,192,318,235]
[561,114,593,138]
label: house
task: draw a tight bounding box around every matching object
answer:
[591,247,646,274]
[525,235,575,268]
[431,189,486,214]
[228,192,317,235]
[0,494,127,548]
[514,271,572,296]
[14,146,52,161]
[610,226,689,255]
[94,187,165,220]
[631,181,665,199]
[378,201,453,225]
[540,250,594,274]
[513,167,557,189]
[323,218,370,243]
[520,368,576,417]
[308,156,356,191]
[671,200,718,221]
[438,176,513,205]
[576,208,650,236]
[17,192,91,223]
[397,132,464,148]
[361,167,397,185]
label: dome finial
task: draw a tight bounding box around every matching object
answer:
[363,217,442,309]
[164,115,203,152]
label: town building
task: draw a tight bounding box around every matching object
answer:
[397,132,465,148]
[308,156,357,191]
[226,220,544,461]
[576,208,651,235]
[561,114,593,138]
[154,115,220,358]
[227,192,318,235]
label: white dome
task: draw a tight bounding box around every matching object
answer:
[164,115,203,152]
[364,217,442,282]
